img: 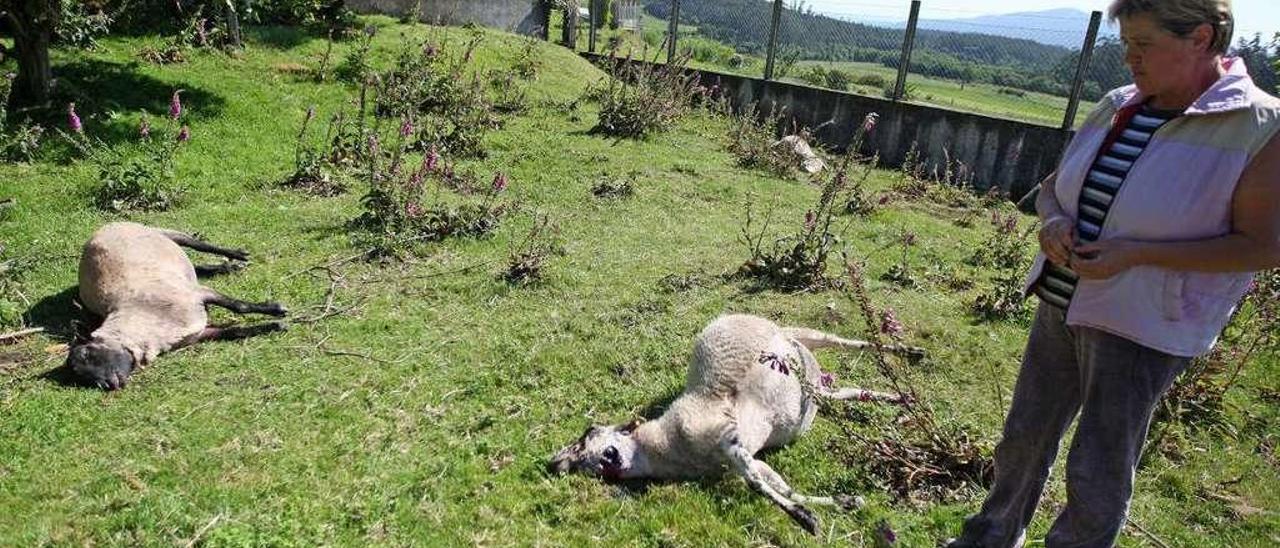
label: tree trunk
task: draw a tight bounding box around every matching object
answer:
[11,29,52,110]
[5,1,59,112]
[223,1,242,49]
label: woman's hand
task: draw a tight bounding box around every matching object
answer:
[1038,216,1075,267]
[1071,239,1142,279]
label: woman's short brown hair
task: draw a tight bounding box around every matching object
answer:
[1108,0,1234,54]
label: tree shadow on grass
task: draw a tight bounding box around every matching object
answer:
[243,25,329,50]
[53,58,227,144]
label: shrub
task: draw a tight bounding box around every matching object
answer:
[855,73,889,88]
[734,113,878,293]
[824,69,852,91]
[335,26,378,83]
[726,103,801,179]
[63,95,192,212]
[970,212,1034,322]
[354,137,515,258]
[799,66,828,88]
[591,51,701,139]
[0,74,45,163]
[504,213,565,285]
[282,106,347,196]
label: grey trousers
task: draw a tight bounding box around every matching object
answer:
[958,303,1189,548]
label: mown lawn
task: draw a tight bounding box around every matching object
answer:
[1,16,1276,547]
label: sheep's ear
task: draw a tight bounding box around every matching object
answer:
[621,418,645,434]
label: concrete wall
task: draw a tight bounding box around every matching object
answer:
[348,0,549,37]
[585,54,1071,200]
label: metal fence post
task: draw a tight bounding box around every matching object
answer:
[667,0,681,64]
[893,0,921,101]
[588,0,598,52]
[763,0,784,80]
[1063,11,1103,130]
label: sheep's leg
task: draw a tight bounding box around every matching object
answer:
[783,326,926,359]
[201,289,288,317]
[750,460,864,510]
[195,322,287,342]
[821,386,908,405]
[721,438,820,535]
[194,262,245,277]
[159,229,250,261]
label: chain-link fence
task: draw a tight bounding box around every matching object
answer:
[547,1,1278,128]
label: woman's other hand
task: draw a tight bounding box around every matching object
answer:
[1039,216,1075,267]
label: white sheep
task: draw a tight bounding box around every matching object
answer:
[550,313,922,534]
[66,222,287,390]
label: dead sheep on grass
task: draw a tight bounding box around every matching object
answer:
[67,222,287,390]
[551,313,923,534]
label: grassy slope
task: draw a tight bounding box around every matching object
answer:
[0,16,1276,546]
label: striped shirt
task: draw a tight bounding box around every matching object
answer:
[1034,104,1181,309]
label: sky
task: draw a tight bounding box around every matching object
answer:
[801,0,1278,37]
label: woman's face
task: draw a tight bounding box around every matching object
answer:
[1119,14,1214,98]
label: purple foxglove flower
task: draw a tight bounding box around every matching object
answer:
[404,201,423,219]
[139,116,151,138]
[170,90,183,120]
[67,103,83,133]
[424,146,439,171]
[861,113,880,134]
[819,372,835,389]
[399,116,414,138]
[177,125,191,142]
[880,308,903,337]
[492,172,508,193]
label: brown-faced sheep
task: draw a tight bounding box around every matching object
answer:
[67,222,287,390]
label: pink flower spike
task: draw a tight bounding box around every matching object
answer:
[819,372,836,389]
[424,146,439,172]
[169,90,183,120]
[399,116,414,138]
[67,103,83,133]
[861,112,880,134]
[492,172,508,193]
[177,125,191,142]
[880,308,904,337]
[139,116,151,138]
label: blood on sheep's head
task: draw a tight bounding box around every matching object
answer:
[549,419,644,480]
[66,339,135,391]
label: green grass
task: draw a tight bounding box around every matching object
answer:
[1,16,1277,546]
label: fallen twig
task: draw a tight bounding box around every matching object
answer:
[0,327,43,344]
[184,513,224,548]
[1127,516,1172,548]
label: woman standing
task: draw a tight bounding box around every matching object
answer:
[949,1,1280,546]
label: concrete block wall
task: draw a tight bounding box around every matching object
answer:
[585,54,1071,200]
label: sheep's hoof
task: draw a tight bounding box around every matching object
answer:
[265,303,288,317]
[787,504,820,535]
[835,494,866,511]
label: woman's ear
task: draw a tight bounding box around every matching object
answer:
[1191,22,1216,54]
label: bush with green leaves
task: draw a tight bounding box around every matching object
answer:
[282,106,347,196]
[504,213,565,285]
[63,95,192,212]
[0,243,29,328]
[726,103,809,179]
[354,131,515,258]
[57,0,113,49]
[0,74,45,163]
[590,51,701,139]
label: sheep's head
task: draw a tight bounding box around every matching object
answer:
[66,339,135,390]
[549,419,645,480]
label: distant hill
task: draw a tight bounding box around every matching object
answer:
[907,8,1119,49]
